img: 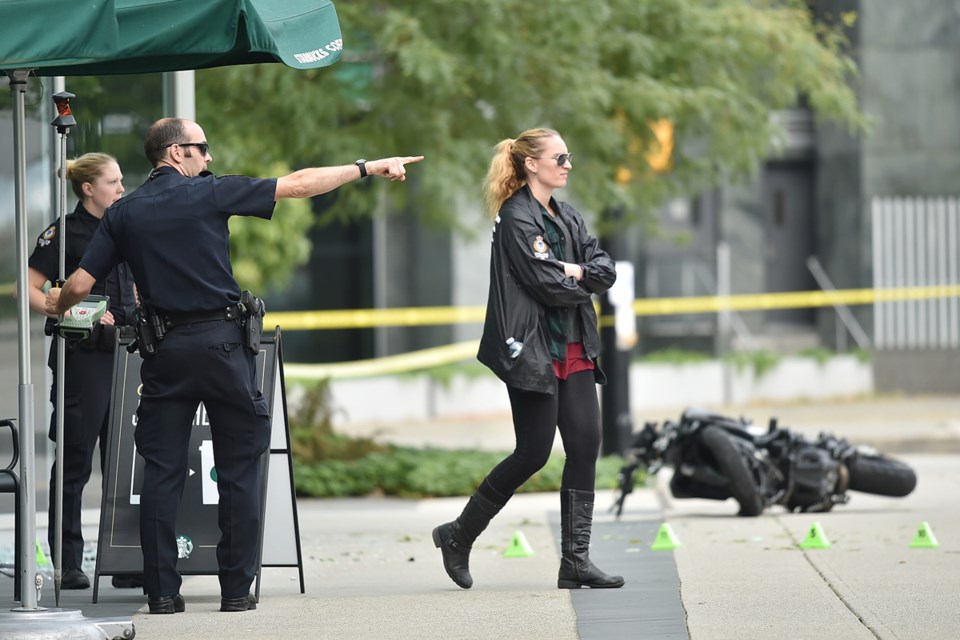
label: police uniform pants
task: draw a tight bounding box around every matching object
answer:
[47,345,114,571]
[134,319,270,599]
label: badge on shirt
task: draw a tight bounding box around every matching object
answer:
[37,224,56,247]
[531,234,549,260]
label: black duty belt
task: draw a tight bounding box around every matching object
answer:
[163,305,242,327]
[116,325,137,340]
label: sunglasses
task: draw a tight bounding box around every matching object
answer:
[537,152,573,167]
[166,141,210,156]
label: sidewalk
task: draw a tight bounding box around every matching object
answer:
[0,395,958,639]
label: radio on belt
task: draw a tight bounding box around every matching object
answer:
[57,294,109,340]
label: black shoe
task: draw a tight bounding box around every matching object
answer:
[432,522,473,589]
[432,487,506,590]
[61,567,90,590]
[220,594,257,612]
[148,594,185,614]
[112,574,144,589]
[557,489,625,590]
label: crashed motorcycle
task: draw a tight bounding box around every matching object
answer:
[612,407,917,517]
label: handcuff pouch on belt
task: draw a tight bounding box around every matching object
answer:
[239,290,265,354]
[128,306,166,359]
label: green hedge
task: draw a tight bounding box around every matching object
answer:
[293,447,634,498]
[289,379,644,499]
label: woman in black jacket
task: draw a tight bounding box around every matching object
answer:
[433,128,623,590]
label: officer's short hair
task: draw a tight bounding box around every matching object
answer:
[144,118,187,166]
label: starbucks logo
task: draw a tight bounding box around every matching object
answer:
[176,535,194,559]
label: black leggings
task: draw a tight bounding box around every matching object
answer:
[483,369,601,498]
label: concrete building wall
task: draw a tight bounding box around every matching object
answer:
[817,0,960,389]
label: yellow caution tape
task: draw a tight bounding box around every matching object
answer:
[267,305,486,330]
[10,278,955,379]
[284,339,480,381]
[266,285,960,331]
[277,284,960,378]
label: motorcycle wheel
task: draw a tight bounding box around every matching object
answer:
[700,426,764,516]
[847,455,917,497]
[669,473,731,501]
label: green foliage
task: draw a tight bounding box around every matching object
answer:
[798,347,873,365]
[293,447,630,498]
[227,161,314,292]
[289,379,388,464]
[195,0,866,286]
[724,349,781,379]
[287,377,638,498]
[796,347,834,366]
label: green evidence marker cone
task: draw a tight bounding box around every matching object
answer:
[651,522,682,550]
[35,538,48,566]
[503,530,535,558]
[799,522,831,549]
[909,521,939,549]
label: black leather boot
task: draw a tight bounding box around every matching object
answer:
[432,483,506,589]
[557,489,625,589]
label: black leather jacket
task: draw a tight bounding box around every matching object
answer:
[477,186,617,394]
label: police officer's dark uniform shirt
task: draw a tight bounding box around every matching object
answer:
[80,167,276,312]
[29,202,136,333]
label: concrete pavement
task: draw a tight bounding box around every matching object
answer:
[0,395,958,639]
[666,454,960,639]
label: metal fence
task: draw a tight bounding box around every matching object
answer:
[872,197,960,349]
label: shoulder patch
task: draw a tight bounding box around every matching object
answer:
[531,234,549,260]
[37,224,56,247]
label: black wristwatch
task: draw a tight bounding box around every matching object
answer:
[355,159,368,178]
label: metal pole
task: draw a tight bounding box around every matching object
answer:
[9,68,40,611]
[162,70,196,119]
[599,209,633,457]
[717,242,732,406]
[51,93,75,606]
[805,256,872,350]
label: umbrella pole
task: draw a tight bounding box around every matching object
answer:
[0,74,135,640]
[50,91,76,609]
[7,68,41,611]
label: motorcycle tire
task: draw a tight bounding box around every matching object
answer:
[846,455,917,497]
[700,426,764,516]
[669,473,732,501]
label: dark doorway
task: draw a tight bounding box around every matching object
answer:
[763,161,816,325]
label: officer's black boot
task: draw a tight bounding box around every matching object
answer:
[432,482,507,589]
[557,489,625,589]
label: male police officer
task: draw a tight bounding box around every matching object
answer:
[46,117,423,614]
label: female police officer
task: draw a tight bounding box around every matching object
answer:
[46,118,422,613]
[22,152,138,590]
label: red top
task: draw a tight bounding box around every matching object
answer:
[553,342,595,380]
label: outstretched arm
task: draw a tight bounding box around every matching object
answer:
[274,156,424,201]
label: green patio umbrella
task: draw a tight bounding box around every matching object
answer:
[0,0,119,69]
[1,0,342,622]
[31,0,342,75]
